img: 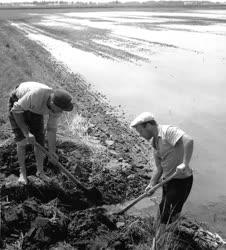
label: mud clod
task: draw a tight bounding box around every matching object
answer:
[22,216,68,250]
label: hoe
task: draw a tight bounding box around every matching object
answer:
[35,142,103,205]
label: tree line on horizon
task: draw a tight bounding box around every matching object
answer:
[1,0,226,7]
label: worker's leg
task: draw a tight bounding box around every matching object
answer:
[152,186,168,249]
[152,210,168,250]
[8,90,29,184]
[17,139,28,184]
[155,223,166,241]
[154,176,193,248]
[152,221,166,250]
[159,177,193,224]
[171,212,181,223]
[9,120,28,184]
[174,176,193,215]
[27,112,49,181]
[34,146,45,174]
[154,180,180,248]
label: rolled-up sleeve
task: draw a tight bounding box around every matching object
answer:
[165,126,185,146]
[11,93,31,113]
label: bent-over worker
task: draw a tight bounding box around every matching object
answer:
[8,81,73,184]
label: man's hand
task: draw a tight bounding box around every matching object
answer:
[145,183,156,196]
[176,163,187,175]
[25,132,36,144]
[145,183,153,193]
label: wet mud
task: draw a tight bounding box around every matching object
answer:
[0,140,154,249]
[1,140,224,250]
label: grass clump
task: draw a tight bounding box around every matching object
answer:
[59,113,104,155]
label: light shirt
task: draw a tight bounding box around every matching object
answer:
[11,82,61,130]
[153,125,193,179]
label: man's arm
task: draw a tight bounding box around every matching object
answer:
[150,152,163,186]
[175,133,193,166]
[181,133,194,166]
[47,128,57,154]
[176,133,194,173]
[46,114,60,160]
[145,151,163,192]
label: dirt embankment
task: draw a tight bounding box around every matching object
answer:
[0,20,155,250]
[0,21,224,250]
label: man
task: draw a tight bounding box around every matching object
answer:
[130,112,193,244]
[8,81,74,185]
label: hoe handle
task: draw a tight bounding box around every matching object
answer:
[35,142,89,192]
[116,171,178,215]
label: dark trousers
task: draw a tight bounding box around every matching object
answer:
[159,175,193,224]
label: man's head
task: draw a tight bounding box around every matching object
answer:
[49,89,73,113]
[130,112,157,140]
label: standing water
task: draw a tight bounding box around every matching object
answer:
[11,8,226,236]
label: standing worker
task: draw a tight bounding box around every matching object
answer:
[130,112,193,246]
[8,81,74,184]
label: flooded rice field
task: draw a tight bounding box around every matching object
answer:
[2,7,226,236]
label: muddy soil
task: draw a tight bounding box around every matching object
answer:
[1,140,219,250]
[0,20,224,250]
[0,138,155,249]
